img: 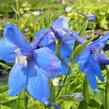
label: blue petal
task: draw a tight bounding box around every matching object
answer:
[47,42,56,53]
[0,38,16,62]
[51,28,67,40]
[88,32,109,50]
[95,53,109,65]
[85,66,97,90]
[63,33,75,51]
[3,24,32,52]
[52,16,69,29]
[78,49,104,89]
[35,28,55,46]
[90,55,104,81]
[27,64,50,104]
[8,64,27,96]
[78,50,97,89]
[34,47,62,77]
[60,43,72,61]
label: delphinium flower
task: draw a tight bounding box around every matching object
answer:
[74,32,109,91]
[35,16,108,91]
[35,16,81,74]
[0,24,63,104]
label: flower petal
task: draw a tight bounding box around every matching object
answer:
[3,24,32,52]
[63,33,75,51]
[34,47,62,77]
[60,43,72,61]
[8,64,27,96]
[95,53,109,65]
[90,55,104,81]
[85,66,97,90]
[27,64,50,104]
[35,28,55,46]
[47,42,56,53]
[0,38,16,62]
[78,49,104,89]
[88,32,109,50]
[52,16,69,29]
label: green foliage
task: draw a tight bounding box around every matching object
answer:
[68,1,109,30]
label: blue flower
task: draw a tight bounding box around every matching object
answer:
[35,16,76,74]
[86,14,96,21]
[75,33,109,90]
[0,24,62,104]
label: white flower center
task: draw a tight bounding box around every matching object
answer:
[15,48,27,67]
[16,56,27,67]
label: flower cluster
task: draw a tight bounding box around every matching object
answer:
[0,16,109,104]
[36,16,109,91]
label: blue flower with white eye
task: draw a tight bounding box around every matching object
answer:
[75,32,109,91]
[35,16,77,74]
[0,24,62,104]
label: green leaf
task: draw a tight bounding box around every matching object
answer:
[16,90,26,109]
[69,37,96,64]
[78,100,88,109]
[50,83,56,100]
[0,84,8,93]
[0,105,12,109]
[79,20,89,37]
[0,95,17,103]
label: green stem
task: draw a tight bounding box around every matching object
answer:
[56,39,60,57]
[105,66,109,109]
[16,0,20,19]
[53,66,70,101]
[21,15,33,32]
[24,90,28,109]
[83,76,87,96]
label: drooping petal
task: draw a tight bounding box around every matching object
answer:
[95,53,109,65]
[78,50,97,89]
[3,24,32,52]
[52,16,69,29]
[77,49,104,89]
[8,64,27,96]
[0,38,16,62]
[88,32,109,50]
[34,47,62,77]
[85,66,97,90]
[35,28,55,46]
[90,54,104,81]
[27,64,50,104]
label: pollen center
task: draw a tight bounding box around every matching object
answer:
[16,56,27,67]
[15,48,27,67]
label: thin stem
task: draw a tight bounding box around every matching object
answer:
[24,90,28,109]
[21,15,33,32]
[16,0,20,19]
[49,101,60,109]
[105,66,109,109]
[56,39,60,57]
[53,66,70,101]
[83,76,87,96]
